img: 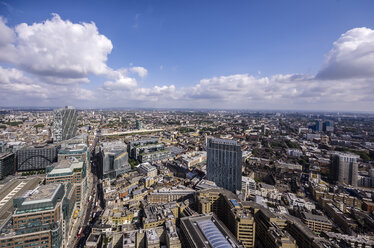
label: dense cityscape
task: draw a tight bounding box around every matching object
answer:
[1,1,374,247]
[0,108,373,248]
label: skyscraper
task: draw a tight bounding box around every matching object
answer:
[330,152,359,186]
[53,106,78,143]
[206,138,242,192]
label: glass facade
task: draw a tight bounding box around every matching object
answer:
[53,106,78,143]
[206,138,242,192]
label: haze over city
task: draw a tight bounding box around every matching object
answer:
[1,0,374,111]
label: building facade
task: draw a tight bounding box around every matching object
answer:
[53,106,78,143]
[46,160,86,204]
[0,183,75,248]
[206,138,242,192]
[16,144,60,171]
[330,153,359,187]
[0,152,15,179]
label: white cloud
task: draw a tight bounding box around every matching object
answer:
[129,66,147,78]
[0,14,374,111]
[4,14,113,78]
[0,14,136,106]
[317,27,374,79]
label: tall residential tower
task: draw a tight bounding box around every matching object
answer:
[53,106,78,143]
[330,152,359,187]
[206,138,242,192]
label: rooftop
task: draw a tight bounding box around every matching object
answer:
[24,184,60,203]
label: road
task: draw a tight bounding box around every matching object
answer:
[74,146,103,248]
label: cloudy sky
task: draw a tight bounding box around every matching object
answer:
[0,0,374,111]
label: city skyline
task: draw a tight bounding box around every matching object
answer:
[1,0,374,111]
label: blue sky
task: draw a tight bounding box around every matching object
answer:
[1,0,374,110]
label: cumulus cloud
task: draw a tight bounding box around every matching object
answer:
[317,27,374,79]
[0,14,113,79]
[129,66,148,78]
[0,13,374,111]
[0,14,138,106]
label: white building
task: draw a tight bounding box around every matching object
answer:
[137,162,157,177]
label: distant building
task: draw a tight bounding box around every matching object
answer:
[136,120,142,130]
[287,149,303,157]
[330,152,359,187]
[301,212,332,234]
[323,120,334,132]
[242,176,256,196]
[137,162,157,178]
[180,151,207,168]
[206,138,242,192]
[16,144,60,171]
[128,138,171,163]
[0,152,15,179]
[53,106,78,143]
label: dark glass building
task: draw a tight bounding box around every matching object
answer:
[206,138,242,192]
[16,144,60,171]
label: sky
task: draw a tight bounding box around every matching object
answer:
[0,0,374,111]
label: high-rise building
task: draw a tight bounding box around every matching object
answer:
[323,120,334,132]
[315,120,323,132]
[53,106,78,143]
[136,120,142,130]
[330,152,359,187]
[206,138,242,192]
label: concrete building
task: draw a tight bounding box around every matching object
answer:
[206,138,242,192]
[0,183,75,248]
[0,152,15,179]
[147,187,195,204]
[46,160,86,204]
[137,162,157,178]
[301,212,332,234]
[100,141,130,179]
[321,231,374,248]
[180,151,207,168]
[180,213,244,248]
[197,189,256,248]
[16,144,60,171]
[330,152,359,187]
[254,208,296,248]
[285,214,336,248]
[242,176,256,197]
[58,142,90,165]
[128,138,172,163]
[53,106,78,143]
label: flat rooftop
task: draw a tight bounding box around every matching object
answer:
[48,160,83,175]
[23,184,60,203]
